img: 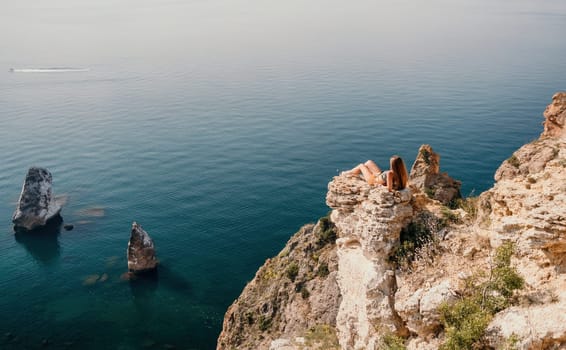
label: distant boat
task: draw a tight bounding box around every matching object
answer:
[9,67,90,73]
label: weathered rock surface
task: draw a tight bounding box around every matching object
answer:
[217,177,415,350]
[409,144,461,205]
[493,137,563,183]
[485,278,566,349]
[216,222,341,350]
[542,91,566,139]
[12,167,62,231]
[127,222,158,273]
[480,137,566,272]
[327,175,413,349]
[473,95,566,349]
[397,280,457,337]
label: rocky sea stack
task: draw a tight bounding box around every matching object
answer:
[12,167,62,232]
[409,144,461,205]
[217,92,566,350]
[127,222,158,274]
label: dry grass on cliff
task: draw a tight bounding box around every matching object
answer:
[396,198,494,321]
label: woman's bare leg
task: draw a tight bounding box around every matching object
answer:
[343,163,364,176]
[343,161,380,184]
[357,164,376,184]
[364,160,382,176]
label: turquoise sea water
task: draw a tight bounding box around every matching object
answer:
[1,0,565,349]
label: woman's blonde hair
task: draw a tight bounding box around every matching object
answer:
[390,155,409,190]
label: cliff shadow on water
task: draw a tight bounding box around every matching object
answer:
[128,264,193,300]
[129,269,160,300]
[14,215,63,265]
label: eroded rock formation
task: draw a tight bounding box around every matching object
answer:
[327,176,413,348]
[542,91,566,139]
[12,167,62,231]
[127,222,158,273]
[409,144,461,205]
[217,175,415,350]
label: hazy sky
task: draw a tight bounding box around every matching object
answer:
[1,0,565,68]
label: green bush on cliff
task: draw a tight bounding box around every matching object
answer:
[439,298,491,350]
[258,315,272,331]
[453,195,478,220]
[420,147,432,165]
[424,187,436,199]
[316,214,337,247]
[507,155,520,168]
[439,242,524,350]
[379,333,407,350]
[286,262,299,282]
[316,262,330,278]
[440,206,461,225]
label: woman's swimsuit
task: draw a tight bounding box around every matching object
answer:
[377,170,389,185]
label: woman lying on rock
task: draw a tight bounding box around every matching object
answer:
[343,155,409,192]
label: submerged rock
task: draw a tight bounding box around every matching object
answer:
[99,273,108,282]
[127,222,158,273]
[82,274,100,286]
[75,207,105,218]
[12,167,62,231]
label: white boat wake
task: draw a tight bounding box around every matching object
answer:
[9,67,90,73]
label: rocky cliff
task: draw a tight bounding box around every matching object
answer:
[217,92,566,350]
[217,221,342,350]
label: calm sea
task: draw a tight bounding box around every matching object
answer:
[0,0,565,349]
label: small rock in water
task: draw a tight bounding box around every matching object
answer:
[127,222,158,274]
[76,207,105,218]
[12,167,62,231]
[82,274,100,286]
[105,256,120,268]
[99,273,109,283]
[63,224,74,231]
